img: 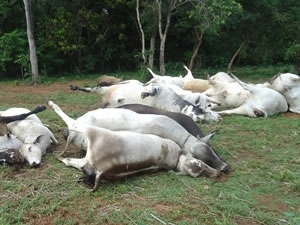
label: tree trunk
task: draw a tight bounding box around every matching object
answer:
[136,0,147,64]
[227,40,247,72]
[189,30,203,71]
[23,0,39,84]
[148,31,156,69]
[156,0,176,75]
[294,62,300,75]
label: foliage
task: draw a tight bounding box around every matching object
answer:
[0,29,29,78]
[0,0,299,77]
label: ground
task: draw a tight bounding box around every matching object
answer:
[1,81,300,225]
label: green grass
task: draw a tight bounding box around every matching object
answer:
[0,66,300,225]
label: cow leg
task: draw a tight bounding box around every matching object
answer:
[217,105,261,117]
[56,155,88,171]
[93,170,104,192]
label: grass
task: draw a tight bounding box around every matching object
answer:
[0,67,300,225]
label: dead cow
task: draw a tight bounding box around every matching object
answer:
[0,106,46,165]
[0,148,24,165]
[47,100,220,191]
[0,105,46,135]
[0,106,58,167]
[261,73,300,114]
[203,73,288,117]
[118,104,205,137]
[97,75,123,86]
[49,101,228,172]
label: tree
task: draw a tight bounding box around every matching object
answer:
[186,0,242,71]
[23,0,38,84]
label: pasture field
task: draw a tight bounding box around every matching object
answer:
[0,75,300,225]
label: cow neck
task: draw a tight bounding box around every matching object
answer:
[181,134,195,150]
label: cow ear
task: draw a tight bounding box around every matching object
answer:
[207,74,216,85]
[200,130,217,143]
[194,96,201,106]
[25,135,44,144]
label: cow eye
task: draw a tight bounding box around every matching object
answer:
[28,147,32,152]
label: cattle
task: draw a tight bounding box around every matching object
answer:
[140,83,222,122]
[0,105,46,135]
[145,65,193,87]
[47,100,220,191]
[204,73,288,117]
[183,79,211,93]
[0,106,47,165]
[0,149,24,165]
[183,72,234,93]
[261,73,300,114]
[117,104,204,137]
[0,133,24,165]
[47,100,228,172]
[97,75,123,86]
[210,72,235,82]
[70,81,222,122]
[165,83,221,108]
[203,75,251,110]
[0,107,58,167]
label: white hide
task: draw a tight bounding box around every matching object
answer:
[140,83,222,122]
[182,72,233,94]
[262,73,300,114]
[0,108,58,166]
[205,74,288,117]
[47,100,219,191]
[183,79,211,93]
[48,101,228,172]
[0,134,23,152]
[203,77,251,110]
[70,81,222,122]
[210,72,235,82]
[166,83,221,108]
[146,65,194,87]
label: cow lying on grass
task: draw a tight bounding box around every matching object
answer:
[261,73,300,114]
[47,100,220,191]
[117,104,205,137]
[70,80,221,122]
[49,100,227,172]
[203,73,288,117]
[0,106,58,167]
[0,106,46,165]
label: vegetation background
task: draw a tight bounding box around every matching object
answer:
[0,0,300,224]
[0,0,299,82]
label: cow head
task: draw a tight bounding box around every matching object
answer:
[177,153,220,178]
[182,105,222,122]
[0,149,25,165]
[190,131,228,173]
[19,135,45,167]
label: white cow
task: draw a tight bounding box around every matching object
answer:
[146,65,194,87]
[165,83,221,108]
[182,72,233,93]
[203,73,288,117]
[47,100,220,191]
[47,100,228,172]
[210,72,235,82]
[203,75,251,110]
[70,81,222,122]
[0,107,58,167]
[261,73,300,114]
